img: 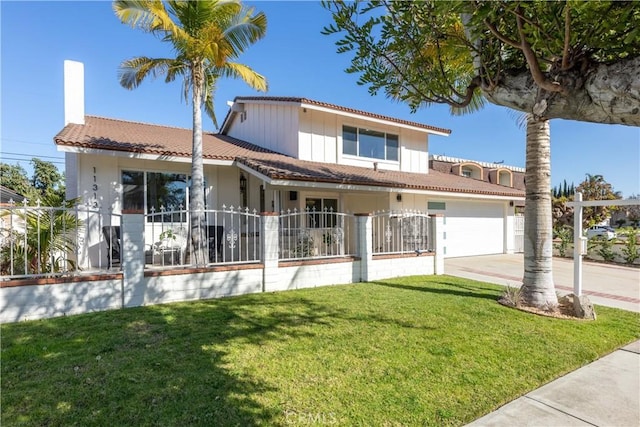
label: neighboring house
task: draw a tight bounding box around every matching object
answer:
[429,155,526,193]
[0,185,26,250]
[54,62,524,260]
[0,185,25,205]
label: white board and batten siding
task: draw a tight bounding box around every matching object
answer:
[227,101,431,175]
[298,108,338,163]
[226,102,300,158]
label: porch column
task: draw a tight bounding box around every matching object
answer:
[430,214,445,275]
[261,212,280,292]
[356,213,373,282]
[121,211,146,307]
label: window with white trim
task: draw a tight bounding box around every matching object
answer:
[305,198,338,228]
[343,125,399,161]
[122,171,204,222]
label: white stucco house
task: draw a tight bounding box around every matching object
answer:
[55,61,524,259]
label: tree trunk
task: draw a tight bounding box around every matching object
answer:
[190,63,207,265]
[521,116,558,308]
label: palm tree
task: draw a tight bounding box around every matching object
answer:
[0,195,82,276]
[114,0,267,264]
[521,117,557,307]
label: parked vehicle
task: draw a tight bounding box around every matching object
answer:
[585,226,617,240]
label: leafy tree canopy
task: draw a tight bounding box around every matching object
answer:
[0,160,65,203]
[323,0,640,124]
[576,173,622,227]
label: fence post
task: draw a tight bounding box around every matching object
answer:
[261,212,279,292]
[356,213,373,282]
[121,211,145,307]
[430,214,445,275]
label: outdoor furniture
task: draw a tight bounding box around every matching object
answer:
[208,225,225,262]
[102,226,121,268]
[150,227,188,266]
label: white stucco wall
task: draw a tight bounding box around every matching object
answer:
[124,269,264,307]
[0,278,122,323]
[367,255,435,281]
[271,261,361,292]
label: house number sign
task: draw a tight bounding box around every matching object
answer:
[92,166,99,206]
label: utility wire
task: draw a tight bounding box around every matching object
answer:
[0,138,52,146]
[1,157,65,165]
[1,152,64,160]
[0,151,64,159]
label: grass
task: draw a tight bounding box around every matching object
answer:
[2,276,639,426]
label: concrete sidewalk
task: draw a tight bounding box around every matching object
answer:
[446,255,640,426]
[467,341,640,427]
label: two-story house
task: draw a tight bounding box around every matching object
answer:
[54,61,524,259]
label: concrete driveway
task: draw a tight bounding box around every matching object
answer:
[445,254,640,312]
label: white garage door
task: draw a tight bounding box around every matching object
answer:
[443,201,505,258]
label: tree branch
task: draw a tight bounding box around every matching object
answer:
[382,0,469,103]
[483,19,521,49]
[562,4,571,70]
[515,7,564,94]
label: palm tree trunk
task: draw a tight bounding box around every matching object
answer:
[522,116,558,308]
[190,63,207,265]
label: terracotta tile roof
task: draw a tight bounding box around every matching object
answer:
[54,116,278,160]
[226,96,452,135]
[236,157,524,198]
[54,116,523,198]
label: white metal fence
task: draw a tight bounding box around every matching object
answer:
[372,210,432,255]
[279,208,357,260]
[0,200,121,279]
[143,205,261,268]
[1,203,435,279]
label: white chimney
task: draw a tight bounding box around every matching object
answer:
[64,60,85,125]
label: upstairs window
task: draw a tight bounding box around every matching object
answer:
[343,126,399,161]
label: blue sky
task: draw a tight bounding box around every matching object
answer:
[2,1,639,197]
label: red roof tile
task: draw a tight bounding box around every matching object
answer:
[54,116,522,198]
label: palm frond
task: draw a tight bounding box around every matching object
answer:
[114,0,187,40]
[202,71,220,128]
[221,7,267,58]
[118,57,183,89]
[220,62,267,92]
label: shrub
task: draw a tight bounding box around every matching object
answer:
[620,228,639,265]
[293,231,315,258]
[553,225,573,257]
[595,236,616,262]
[499,286,523,307]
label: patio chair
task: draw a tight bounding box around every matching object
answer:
[207,225,225,262]
[102,226,121,268]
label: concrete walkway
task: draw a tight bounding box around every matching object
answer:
[446,255,640,427]
[467,341,640,427]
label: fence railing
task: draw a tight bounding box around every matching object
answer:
[0,200,121,279]
[279,208,357,260]
[1,203,435,279]
[143,205,261,268]
[372,210,432,255]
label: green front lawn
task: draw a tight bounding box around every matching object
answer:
[2,276,638,426]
